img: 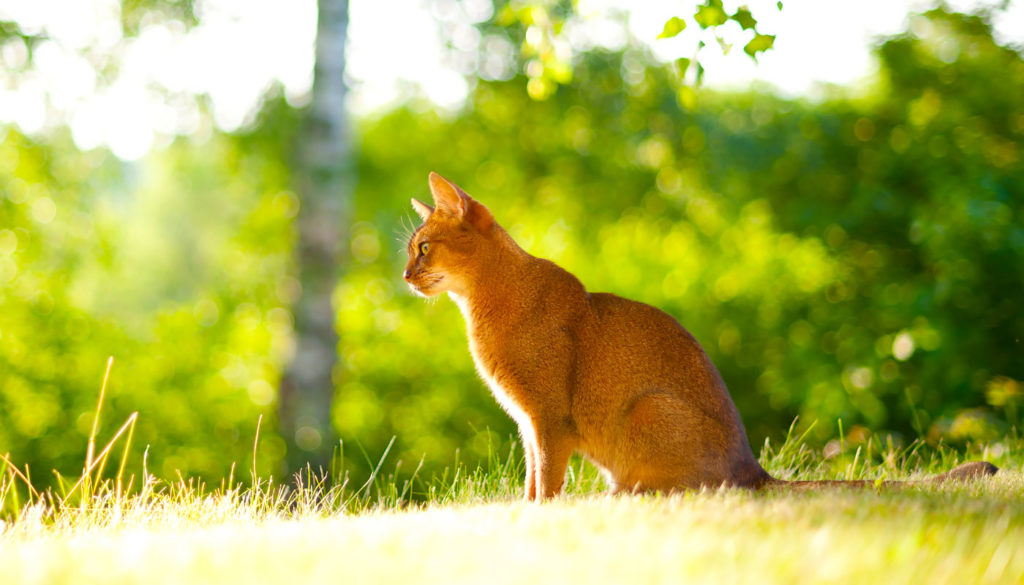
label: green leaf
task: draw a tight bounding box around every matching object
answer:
[675,57,692,77]
[777,1,784,10]
[657,16,688,40]
[694,1,728,29]
[716,36,733,55]
[496,5,517,26]
[676,85,698,109]
[743,33,775,58]
[732,7,757,30]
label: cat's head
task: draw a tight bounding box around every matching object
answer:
[403,172,495,297]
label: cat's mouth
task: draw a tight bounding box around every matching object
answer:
[408,274,445,297]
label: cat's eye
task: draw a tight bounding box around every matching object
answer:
[419,242,430,255]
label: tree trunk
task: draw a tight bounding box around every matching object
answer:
[279,0,352,473]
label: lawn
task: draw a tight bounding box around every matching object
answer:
[3,433,1022,585]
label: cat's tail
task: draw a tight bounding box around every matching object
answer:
[759,460,999,490]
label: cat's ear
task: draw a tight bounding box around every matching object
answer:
[428,172,465,216]
[411,198,434,222]
[427,172,494,232]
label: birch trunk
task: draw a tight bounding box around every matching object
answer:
[279,0,351,472]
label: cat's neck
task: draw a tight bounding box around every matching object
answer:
[448,229,537,323]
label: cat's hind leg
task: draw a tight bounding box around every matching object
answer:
[614,390,727,491]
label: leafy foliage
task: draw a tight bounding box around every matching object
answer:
[694,1,729,28]
[120,0,199,35]
[0,7,1020,489]
[743,33,775,58]
[490,0,781,100]
[337,8,1023,478]
[0,127,292,481]
[658,17,688,40]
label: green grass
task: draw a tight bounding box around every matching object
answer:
[2,426,1022,584]
[4,484,1024,585]
[2,365,1022,583]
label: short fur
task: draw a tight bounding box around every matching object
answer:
[404,172,997,501]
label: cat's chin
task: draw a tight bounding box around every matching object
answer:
[408,282,444,298]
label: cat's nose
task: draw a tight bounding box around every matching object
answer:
[403,269,412,281]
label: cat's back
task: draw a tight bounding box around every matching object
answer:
[585,292,702,351]
[579,292,724,391]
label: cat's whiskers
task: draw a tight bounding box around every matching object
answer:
[394,214,419,252]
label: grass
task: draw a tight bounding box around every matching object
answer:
[2,451,1022,585]
[2,362,1023,584]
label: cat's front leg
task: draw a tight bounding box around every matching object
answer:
[533,427,574,500]
[520,426,538,501]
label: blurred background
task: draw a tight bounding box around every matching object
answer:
[0,0,1022,486]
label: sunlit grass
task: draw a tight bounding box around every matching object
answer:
[2,452,1022,585]
[2,362,1022,584]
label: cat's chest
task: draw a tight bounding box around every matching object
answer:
[473,356,531,428]
[467,334,531,423]
[449,292,533,426]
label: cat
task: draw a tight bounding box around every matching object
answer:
[403,172,997,501]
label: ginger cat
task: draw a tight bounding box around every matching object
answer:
[404,172,997,501]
